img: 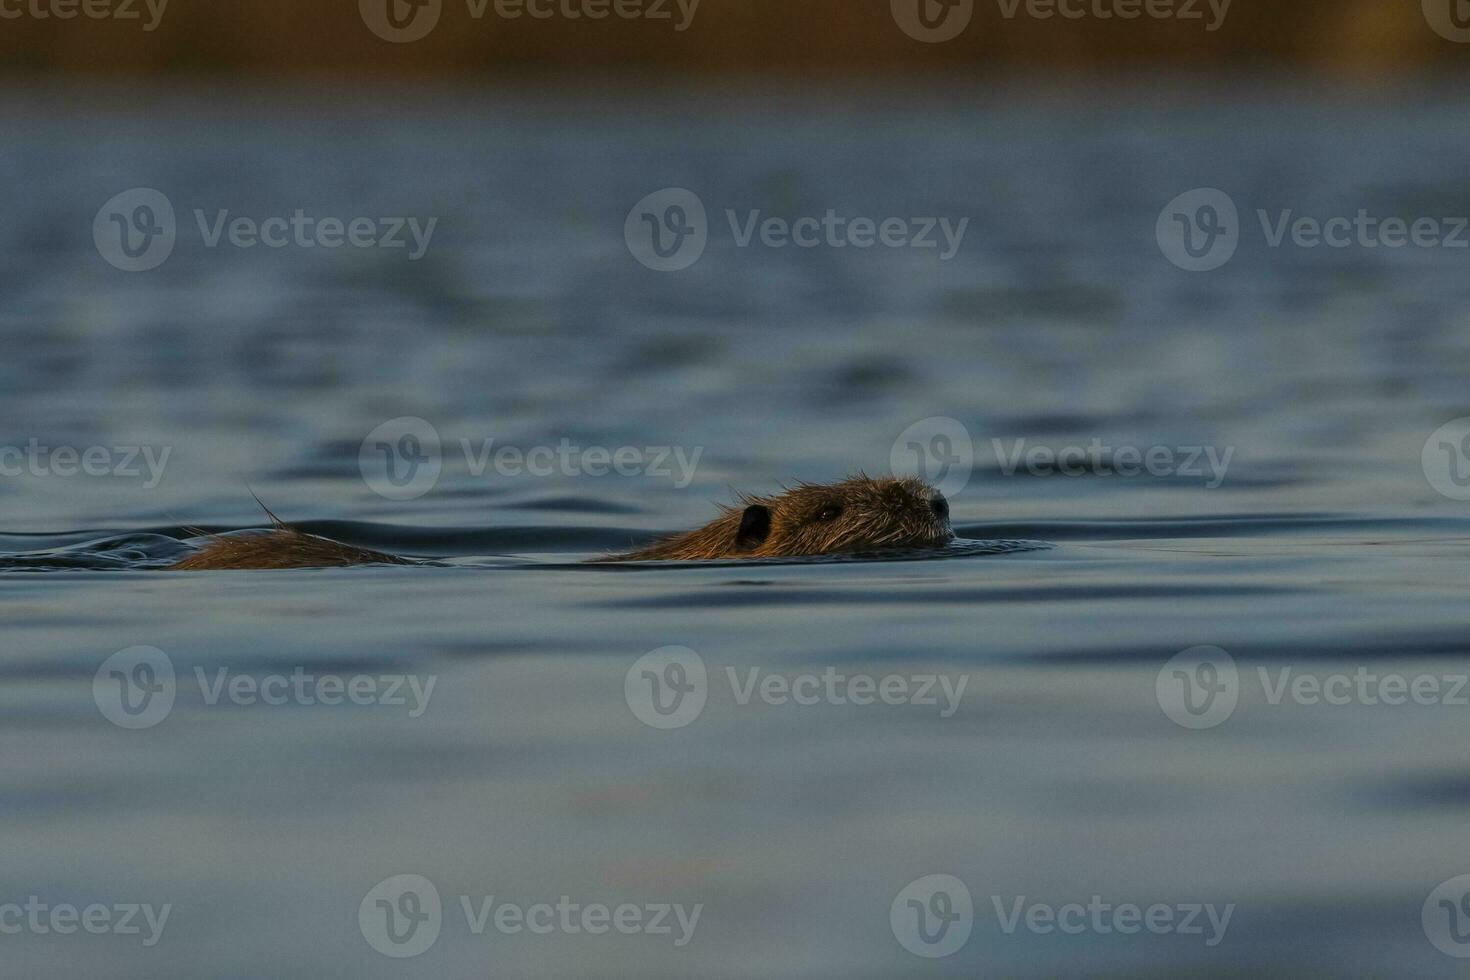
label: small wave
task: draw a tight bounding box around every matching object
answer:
[578,537,1050,569]
[0,533,192,571]
[0,526,1049,572]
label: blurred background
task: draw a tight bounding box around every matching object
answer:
[0,0,1458,76]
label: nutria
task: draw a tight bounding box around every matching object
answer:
[168,476,953,570]
[604,475,953,561]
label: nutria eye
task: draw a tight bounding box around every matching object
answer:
[816,504,842,522]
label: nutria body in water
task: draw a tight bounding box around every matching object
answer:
[169,476,953,569]
[169,507,408,571]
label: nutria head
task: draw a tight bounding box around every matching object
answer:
[608,475,954,561]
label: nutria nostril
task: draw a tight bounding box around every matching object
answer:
[930,494,949,520]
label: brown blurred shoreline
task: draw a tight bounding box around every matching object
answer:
[0,0,1464,76]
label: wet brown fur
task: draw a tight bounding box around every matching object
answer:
[604,475,953,562]
[168,476,952,569]
[169,501,408,571]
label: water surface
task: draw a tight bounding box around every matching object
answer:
[5,81,1470,977]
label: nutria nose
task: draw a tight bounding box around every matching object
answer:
[929,494,949,520]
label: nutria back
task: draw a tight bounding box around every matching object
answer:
[170,529,409,570]
[170,504,408,571]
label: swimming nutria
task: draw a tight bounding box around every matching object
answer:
[604,475,953,561]
[168,476,953,569]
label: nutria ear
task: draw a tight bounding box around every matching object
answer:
[735,504,771,549]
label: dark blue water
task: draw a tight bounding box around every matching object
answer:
[6,80,1470,977]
